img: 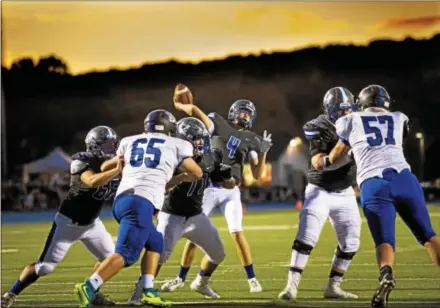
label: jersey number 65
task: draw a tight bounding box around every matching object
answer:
[129,138,165,169]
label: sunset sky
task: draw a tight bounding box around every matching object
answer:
[2,1,440,75]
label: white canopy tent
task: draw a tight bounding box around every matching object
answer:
[23,147,72,175]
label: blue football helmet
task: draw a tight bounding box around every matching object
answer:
[323,87,355,123]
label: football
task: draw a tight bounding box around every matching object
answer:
[173,83,193,105]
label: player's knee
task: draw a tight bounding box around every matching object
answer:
[118,249,142,267]
[209,248,226,264]
[335,246,357,260]
[292,240,314,255]
[146,230,164,254]
[341,237,360,253]
[35,262,56,276]
[159,250,171,265]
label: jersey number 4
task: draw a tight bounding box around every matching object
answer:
[130,138,165,168]
[226,136,241,159]
[361,115,396,147]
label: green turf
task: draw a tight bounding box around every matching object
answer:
[2,206,440,307]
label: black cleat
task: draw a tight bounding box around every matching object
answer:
[371,273,396,307]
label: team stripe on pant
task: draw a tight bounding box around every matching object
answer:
[38,221,58,262]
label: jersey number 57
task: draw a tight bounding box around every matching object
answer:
[130,138,165,169]
[361,115,396,147]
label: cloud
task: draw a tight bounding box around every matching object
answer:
[380,15,440,29]
[233,7,348,36]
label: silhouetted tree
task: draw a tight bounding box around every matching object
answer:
[10,58,35,72]
[36,55,70,75]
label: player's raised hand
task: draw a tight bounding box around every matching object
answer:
[173,102,194,116]
[260,130,273,153]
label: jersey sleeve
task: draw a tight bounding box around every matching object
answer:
[177,139,194,165]
[335,114,353,146]
[208,112,228,136]
[70,159,90,175]
[116,137,128,156]
[303,121,328,157]
[400,112,410,140]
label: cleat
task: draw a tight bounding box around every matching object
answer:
[371,273,396,308]
[278,272,300,301]
[324,278,358,299]
[142,288,172,307]
[92,291,116,306]
[74,282,97,308]
[161,277,185,292]
[127,280,143,306]
[1,293,16,308]
[190,279,220,299]
[248,278,263,293]
[278,287,297,301]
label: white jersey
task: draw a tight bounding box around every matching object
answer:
[336,110,410,186]
[115,132,194,209]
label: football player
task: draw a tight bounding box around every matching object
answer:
[127,117,235,305]
[1,126,122,308]
[278,87,361,301]
[324,85,440,307]
[74,110,203,308]
[163,99,272,293]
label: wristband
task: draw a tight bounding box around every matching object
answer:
[322,156,332,168]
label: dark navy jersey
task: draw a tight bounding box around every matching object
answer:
[58,152,118,225]
[303,114,356,191]
[161,151,227,217]
[208,112,262,182]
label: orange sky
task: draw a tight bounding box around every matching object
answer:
[2,1,440,75]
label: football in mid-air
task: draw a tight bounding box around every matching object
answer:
[174,83,193,105]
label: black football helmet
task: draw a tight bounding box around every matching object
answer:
[144,109,177,135]
[228,99,257,129]
[85,126,119,158]
[176,117,209,156]
[357,85,391,111]
[323,87,355,123]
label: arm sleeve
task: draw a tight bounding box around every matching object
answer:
[335,114,352,146]
[177,139,194,165]
[248,150,258,161]
[303,123,327,157]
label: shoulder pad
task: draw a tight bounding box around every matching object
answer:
[71,151,93,161]
[70,159,90,175]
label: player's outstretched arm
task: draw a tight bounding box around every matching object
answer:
[174,102,214,133]
[166,172,201,192]
[179,158,203,181]
[100,156,119,172]
[250,130,272,179]
[81,156,124,188]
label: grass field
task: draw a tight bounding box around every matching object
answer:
[1,206,440,308]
